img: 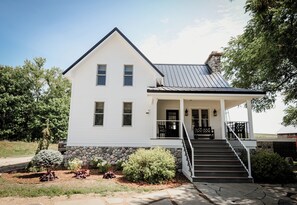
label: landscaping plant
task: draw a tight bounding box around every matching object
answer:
[31,149,63,182]
[103,171,116,179]
[67,158,83,172]
[122,147,175,184]
[97,160,111,173]
[74,169,90,179]
[251,150,295,183]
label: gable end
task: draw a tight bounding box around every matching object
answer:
[62,27,164,77]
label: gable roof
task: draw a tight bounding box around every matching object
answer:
[148,64,265,95]
[62,27,164,77]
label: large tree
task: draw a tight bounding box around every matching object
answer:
[0,58,71,142]
[223,0,297,126]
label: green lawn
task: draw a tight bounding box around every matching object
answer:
[0,177,153,197]
[254,133,277,139]
[0,141,58,158]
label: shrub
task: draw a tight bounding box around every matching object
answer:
[31,149,63,172]
[251,150,295,183]
[90,157,103,168]
[122,147,175,184]
[115,160,125,171]
[68,158,83,172]
[97,160,111,173]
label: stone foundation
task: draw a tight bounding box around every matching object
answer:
[64,146,182,170]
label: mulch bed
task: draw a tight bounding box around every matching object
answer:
[1,169,189,189]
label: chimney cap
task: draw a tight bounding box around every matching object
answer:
[205,51,223,64]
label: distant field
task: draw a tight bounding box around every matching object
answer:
[0,141,58,158]
[255,133,277,139]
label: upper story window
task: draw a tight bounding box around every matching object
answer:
[97,65,106,85]
[94,102,104,126]
[124,65,133,86]
[123,102,132,126]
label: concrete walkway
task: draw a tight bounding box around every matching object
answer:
[0,156,32,173]
[0,184,213,205]
[194,182,297,205]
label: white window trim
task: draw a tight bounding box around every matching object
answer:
[123,65,133,86]
[96,64,107,86]
[122,102,133,127]
[94,101,104,126]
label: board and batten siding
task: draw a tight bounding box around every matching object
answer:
[66,32,160,147]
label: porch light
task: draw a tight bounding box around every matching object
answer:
[185,109,188,116]
[213,109,217,117]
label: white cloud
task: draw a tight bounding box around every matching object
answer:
[140,16,245,64]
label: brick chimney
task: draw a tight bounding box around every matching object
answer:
[205,51,223,73]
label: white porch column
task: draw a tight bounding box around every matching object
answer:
[179,99,184,139]
[152,98,158,138]
[246,100,255,139]
[220,99,226,139]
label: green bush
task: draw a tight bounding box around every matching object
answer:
[251,150,295,183]
[122,147,175,184]
[115,160,125,171]
[68,158,83,172]
[31,149,63,172]
[97,160,111,173]
[89,157,103,168]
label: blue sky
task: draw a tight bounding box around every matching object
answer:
[0,0,285,133]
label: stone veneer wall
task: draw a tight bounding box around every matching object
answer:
[64,146,182,170]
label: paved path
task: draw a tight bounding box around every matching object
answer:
[0,184,213,205]
[194,182,297,205]
[0,156,32,173]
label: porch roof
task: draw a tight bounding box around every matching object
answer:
[147,87,265,95]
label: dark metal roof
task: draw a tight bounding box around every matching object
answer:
[154,64,229,88]
[63,28,164,77]
[147,87,266,95]
[150,64,265,95]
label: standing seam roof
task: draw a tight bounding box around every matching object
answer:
[154,64,229,88]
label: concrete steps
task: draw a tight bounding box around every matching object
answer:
[191,139,252,183]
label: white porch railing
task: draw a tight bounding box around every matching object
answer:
[225,123,252,178]
[156,120,180,138]
[226,121,250,139]
[182,122,195,177]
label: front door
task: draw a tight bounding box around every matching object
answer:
[166,110,179,137]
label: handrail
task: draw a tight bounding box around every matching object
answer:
[225,123,252,178]
[182,122,194,177]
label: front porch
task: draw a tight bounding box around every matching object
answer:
[151,98,256,145]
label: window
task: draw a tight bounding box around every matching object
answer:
[97,65,106,85]
[94,102,104,126]
[192,109,209,128]
[123,102,132,126]
[124,65,133,86]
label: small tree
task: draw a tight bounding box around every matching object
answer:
[35,119,51,154]
[31,149,63,181]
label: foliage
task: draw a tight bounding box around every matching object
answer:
[73,169,90,179]
[31,149,63,171]
[122,147,175,184]
[115,160,125,171]
[67,158,83,172]
[223,0,297,126]
[103,171,116,179]
[97,160,111,173]
[0,58,71,142]
[36,119,51,154]
[251,150,295,183]
[89,156,103,168]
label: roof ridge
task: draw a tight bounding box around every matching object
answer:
[154,63,206,66]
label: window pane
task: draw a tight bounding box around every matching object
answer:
[201,109,208,127]
[97,65,106,75]
[124,76,133,86]
[123,102,132,113]
[123,114,132,126]
[95,102,104,113]
[124,66,133,75]
[94,114,104,125]
[192,109,199,127]
[97,76,106,85]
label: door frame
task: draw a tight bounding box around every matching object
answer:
[166,109,179,137]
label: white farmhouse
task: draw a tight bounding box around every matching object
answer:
[63,28,265,182]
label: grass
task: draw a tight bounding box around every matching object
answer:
[0,140,58,158]
[0,177,153,197]
[255,133,277,139]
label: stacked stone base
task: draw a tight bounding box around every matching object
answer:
[65,146,182,170]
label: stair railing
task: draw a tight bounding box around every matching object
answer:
[182,122,194,177]
[225,123,252,178]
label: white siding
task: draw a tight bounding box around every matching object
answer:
[66,32,159,146]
